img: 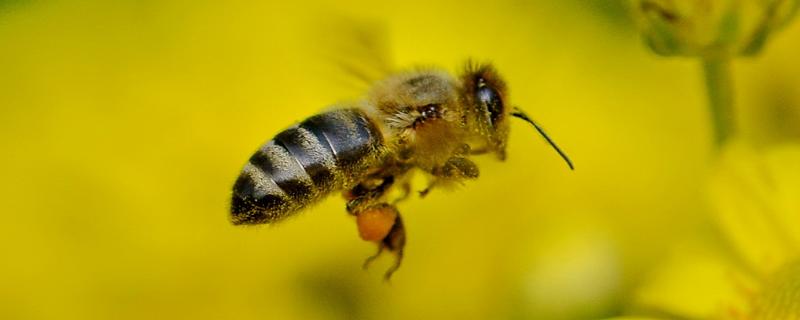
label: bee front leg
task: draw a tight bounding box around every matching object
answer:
[419,156,480,198]
[353,203,406,281]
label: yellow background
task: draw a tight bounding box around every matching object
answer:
[1,1,799,319]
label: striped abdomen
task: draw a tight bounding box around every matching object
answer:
[231,108,384,225]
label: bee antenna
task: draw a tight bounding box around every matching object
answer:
[510,107,574,170]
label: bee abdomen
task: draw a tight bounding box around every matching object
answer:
[231,108,383,225]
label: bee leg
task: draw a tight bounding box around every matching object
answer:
[381,213,406,281]
[440,157,480,179]
[469,147,490,155]
[419,156,480,198]
[362,246,384,270]
[453,143,472,156]
[345,176,395,213]
[353,203,406,280]
[391,180,413,205]
[418,181,438,198]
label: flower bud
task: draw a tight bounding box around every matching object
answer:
[629,0,799,57]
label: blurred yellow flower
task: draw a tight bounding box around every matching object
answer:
[709,143,800,275]
[627,142,800,319]
[629,0,799,57]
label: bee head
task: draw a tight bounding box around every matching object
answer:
[461,62,574,169]
[461,63,511,160]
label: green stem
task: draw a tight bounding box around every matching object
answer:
[702,58,736,147]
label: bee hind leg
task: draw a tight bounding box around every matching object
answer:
[345,175,395,213]
[380,213,405,281]
[354,203,406,281]
[362,246,384,270]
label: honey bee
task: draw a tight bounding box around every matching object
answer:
[230,62,573,279]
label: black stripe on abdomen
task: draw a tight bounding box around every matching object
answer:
[231,173,287,224]
[274,127,337,192]
[248,143,314,202]
[230,162,292,225]
[230,108,383,225]
[301,109,382,170]
[231,141,316,225]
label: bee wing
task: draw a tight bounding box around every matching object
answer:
[310,17,395,91]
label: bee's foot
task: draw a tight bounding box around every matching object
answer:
[362,246,383,270]
[418,188,431,198]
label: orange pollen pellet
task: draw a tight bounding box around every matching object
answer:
[356,206,398,242]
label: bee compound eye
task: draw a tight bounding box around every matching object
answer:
[477,85,503,125]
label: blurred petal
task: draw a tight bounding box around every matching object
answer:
[631,243,756,319]
[752,260,800,319]
[708,143,800,276]
[514,218,623,319]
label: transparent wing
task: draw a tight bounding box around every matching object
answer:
[309,16,395,92]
